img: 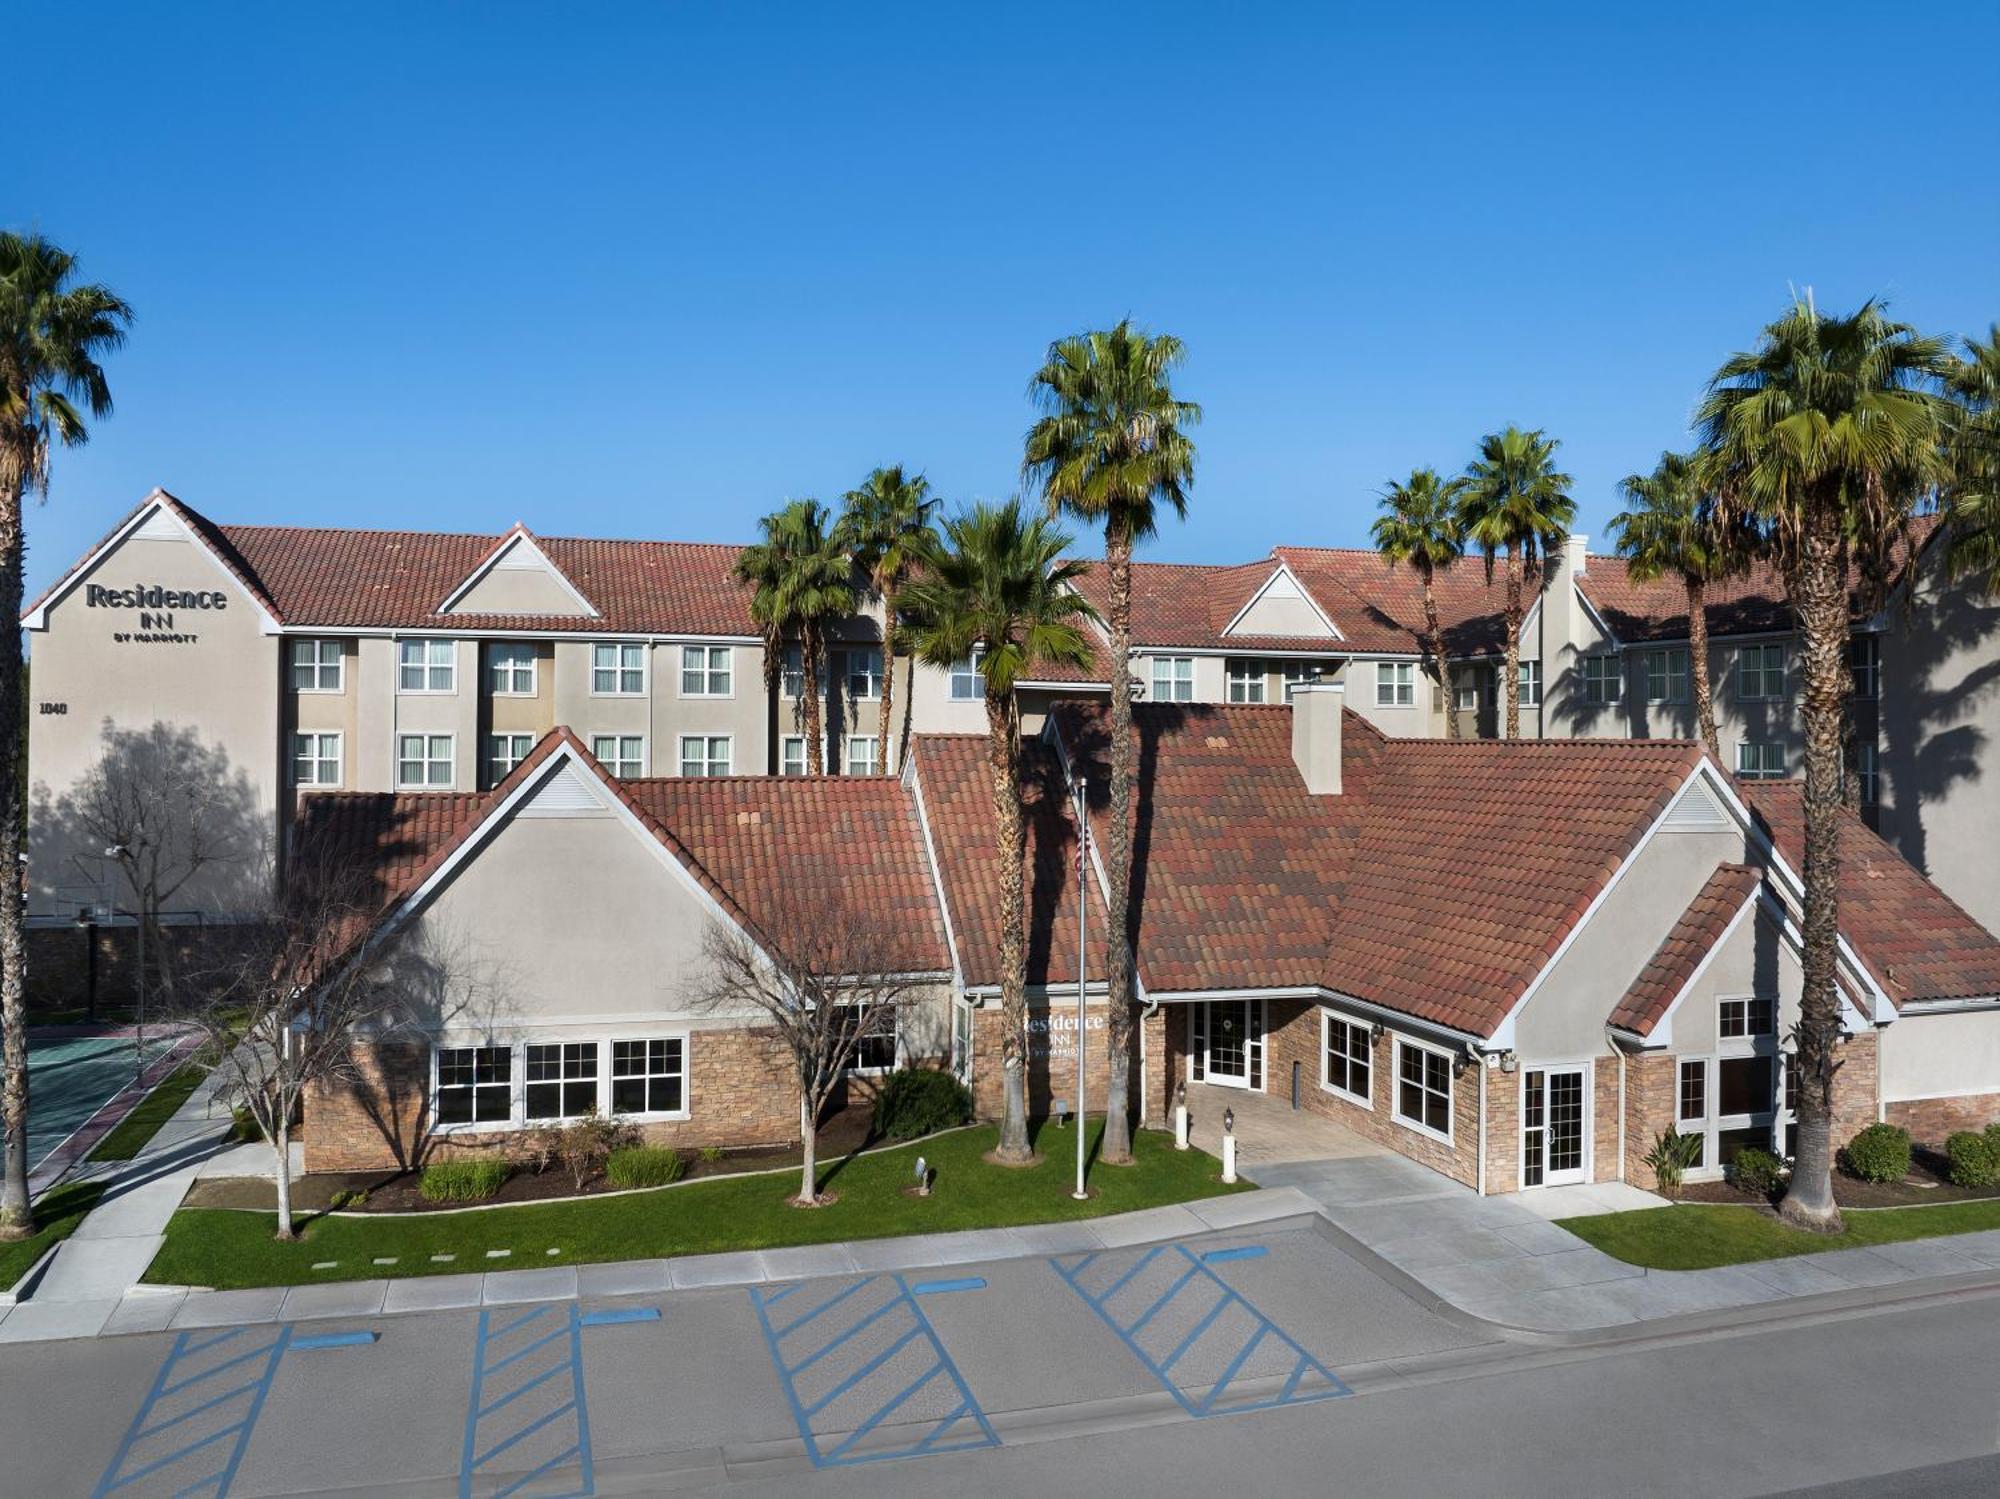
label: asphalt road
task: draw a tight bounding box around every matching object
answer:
[10,1221,1998,1497]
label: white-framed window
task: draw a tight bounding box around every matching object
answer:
[1151,656,1194,702]
[292,732,341,788]
[487,642,537,695]
[1320,1011,1372,1106]
[1675,1058,1708,1170]
[396,733,455,788]
[398,638,456,693]
[1736,643,1787,701]
[1393,1035,1453,1141]
[488,733,535,784]
[1226,659,1267,704]
[844,648,882,701]
[1849,635,1880,700]
[1582,653,1623,705]
[433,1045,511,1126]
[289,638,344,693]
[1735,741,1787,780]
[1376,661,1415,707]
[845,1005,898,1074]
[1855,740,1879,806]
[949,652,983,702]
[610,1037,686,1116]
[1453,667,1490,712]
[1643,647,1689,704]
[951,998,974,1084]
[680,644,732,697]
[1719,995,1776,1040]
[591,734,646,778]
[781,736,809,776]
[523,1041,599,1122]
[1279,661,1318,699]
[679,735,731,776]
[846,735,879,775]
[592,641,646,695]
[1518,659,1542,708]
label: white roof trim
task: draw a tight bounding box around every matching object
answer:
[1220,561,1344,641]
[1632,885,1763,1049]
[904,753,967,996]
[435,528,600,617]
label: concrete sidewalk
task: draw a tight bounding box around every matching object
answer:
[1248,1152,2000,1332]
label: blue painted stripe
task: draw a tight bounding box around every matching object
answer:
[803,1326,923,1417]
[1092,1245,1162,1307]
[289,1331,377,1351]
[579,1306,659,1326]
[459,1303,592,1499]
[773,1277,872,1340]
[93,1325,291,1499]
[910,1276,985,1295]
[1200,1245,1268,1264]
[787,1296,900,1378]
[1197,1324,1267,1415]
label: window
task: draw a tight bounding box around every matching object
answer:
[1279,661,1318,699]
[292,732,341,788]
[1518,659,1542,708]
[846,736,879,775]
[1736,643,1787,701]
[487,642,536,695]
[844,648,882,701]
[679,735,731,776]
[680,644,732,697]
[290,638,343,692]
[1735,741,1787,780]
[1718,1055,1776,1117]
[949,652,983,702]
[1582,654,1623,705]
[591,735,645,778]
[1850,635,1880,700]
[1643,648,1689,704]
[1321,1012,1371,1105]
[398,638,456,693]
[1151,656,1194,702]
[1376,661,1415,707]
[396,734,455,788]
[781,736,809,775]
[782,644,805,698]
[488,733,534,784]
[524,1042,598,1122]
[610,1038,684,1115]
[1453,668,1490,712]
[435,1045,510,1126]
[592,642,645,695]
[1226,660,1267,704]
[846,1006,897,1073]
[1394,1037,1452,1139]
[1719,996,1775,1040]
[1854,740,1879,806]
[951,1000,973,1083]
[1677,1059,1707,1123]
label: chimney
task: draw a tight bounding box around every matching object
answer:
[1564,533,1589,578]
[1290,681,1344,794]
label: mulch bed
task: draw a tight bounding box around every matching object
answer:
[1679,1145,2000,1209]
[188,1103,884,1215]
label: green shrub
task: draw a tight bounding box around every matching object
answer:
[872,1068,974,1141]
[1642,1127,1705,1200]
[229,1106,262,1144]
[418,1160,511,1202]
[1945,1130,2000,1188]
[1986,1121,2000,1155]
[1726,1147,1786,1198]
[605,1146,684,1189]
[699,1145,724,1164]
[1840,1123,1912,1184]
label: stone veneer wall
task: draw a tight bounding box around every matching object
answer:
[968,1002,1163,1129]
[1884,1093,2000,1142]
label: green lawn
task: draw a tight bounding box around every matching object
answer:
[1559,1198,2000,1270]
[87,1063,207,1162]
[147,1121,1246,1290]
[1,1183,108,1292]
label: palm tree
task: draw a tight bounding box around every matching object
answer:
[1699,298,1954,1233]
[835,466,938,775]
[1608,450,1741,757]
[1023,321,1199,1165]
[900,500,1099,1162]
[1371,469,1468,739]
[1944,325,2000,591]
[1457,426,1575,739]
[734,500,854,777]
[0,234,131,1239]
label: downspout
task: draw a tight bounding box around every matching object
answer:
[1607,1023,1626,1183]
[1475,1045,1488,1197]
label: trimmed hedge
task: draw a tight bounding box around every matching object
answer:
[1945,1130,2000,1188]
[1841,1123,1912,1184]
[872,1068,973,1141]
[606,1146,685,1189]
[418,1160,511,1202]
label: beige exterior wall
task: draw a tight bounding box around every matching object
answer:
[1879,1008,2000,1106]
[447,565,592,616]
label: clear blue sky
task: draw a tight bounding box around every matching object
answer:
[14,2,2000,600]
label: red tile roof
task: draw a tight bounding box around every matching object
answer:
[1610,864,1763,1038]
[1277,546,1536,657]
[1741,782,2000,1006]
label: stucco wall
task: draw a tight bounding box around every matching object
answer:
[1879,1008,2000,1105]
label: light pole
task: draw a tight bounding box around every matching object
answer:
[1071,769,1089,1202]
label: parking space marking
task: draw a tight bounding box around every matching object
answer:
[1051,1244,1350,1418]
[750,1273,1000,1468]
[910,1277,986,1295]
[577,1307,658,1327]
[460,1304,593,1499]
[290,1331,378,1350]
[93,1324,294,1499]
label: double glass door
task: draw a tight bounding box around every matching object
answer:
[1522,1066,1588,1187]
[1191,1000,1265,1090]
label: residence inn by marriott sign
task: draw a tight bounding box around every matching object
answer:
[84,579,230,643]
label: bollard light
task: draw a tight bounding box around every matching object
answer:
[1224,1108,1234,1136]
[1220,1108,1239,1185]
[915,1155,928,1197]
[1174,1078,1190,1151]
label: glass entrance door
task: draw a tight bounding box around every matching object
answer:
[1197,1000,1264,1090]
[1522,1066,1589,1187]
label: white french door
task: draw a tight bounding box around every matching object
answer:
[1522,1064,1590,1187]
[1191,1000,1265,1091]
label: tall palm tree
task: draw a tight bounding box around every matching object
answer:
[1456,426,1575,739]
[1371,468,1468,739]
[0,234,131,1239]
[835,466,938,774]
[1608,450,1741,757]
[1023,321,1199,1164]
[901,501,1099,1162]
[1944,325,2000,591]
[1699,298,1954,1233]
[734,499,854,777]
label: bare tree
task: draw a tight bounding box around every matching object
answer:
[686,892,924,1207]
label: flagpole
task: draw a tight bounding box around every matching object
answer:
[1073,771,1089,1201]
